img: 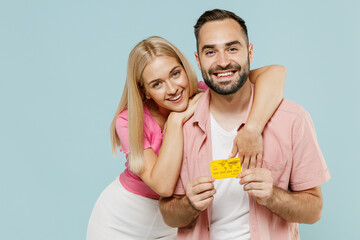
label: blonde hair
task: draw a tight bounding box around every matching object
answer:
[110,36,198,174]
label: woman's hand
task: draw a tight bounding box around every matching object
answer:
[170,92,204,124]
[229,124,263,169]
[140,92,204,197]
[230,65,286,169]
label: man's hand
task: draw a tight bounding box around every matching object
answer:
[229,125,263,169]
[185,176,216,212]
[239,168,324,224]
[239,168,273,206]
[159,176,216,228]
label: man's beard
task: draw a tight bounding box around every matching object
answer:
[201,59,250,95]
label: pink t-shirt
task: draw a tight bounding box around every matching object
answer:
[116,105,163,198]
[173,86,331,240]
[116,81,208,199]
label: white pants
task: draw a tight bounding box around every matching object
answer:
[86,177,177,240]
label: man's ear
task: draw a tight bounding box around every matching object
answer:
[248,43,254,63]
[194,52,201,70]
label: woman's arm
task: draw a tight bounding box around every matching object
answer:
[230,65,286,168]
[139,93,203,197]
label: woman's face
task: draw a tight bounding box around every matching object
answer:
[142,56,190,116]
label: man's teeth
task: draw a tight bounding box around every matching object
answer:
[217,71,234,77]
[169,93,182,101]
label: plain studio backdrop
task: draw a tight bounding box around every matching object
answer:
[0,0,359,239]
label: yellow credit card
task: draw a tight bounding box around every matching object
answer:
[210,158,242,179]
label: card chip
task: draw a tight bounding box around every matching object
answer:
[210,157,242,179]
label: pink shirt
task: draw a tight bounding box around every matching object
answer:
[116,81,209,199]
[116,105,163,198]
[173,86,331,240]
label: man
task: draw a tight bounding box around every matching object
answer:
[159,9,330,240]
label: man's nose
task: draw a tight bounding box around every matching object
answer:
[217,51,230,68]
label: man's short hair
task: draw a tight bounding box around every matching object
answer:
[194,9,249,49]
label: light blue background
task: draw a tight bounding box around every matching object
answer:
[1,0,359,239]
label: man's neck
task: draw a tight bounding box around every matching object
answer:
[209,80,252,131]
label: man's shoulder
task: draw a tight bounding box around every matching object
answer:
[265,98,313,135]
[273,98,308,120]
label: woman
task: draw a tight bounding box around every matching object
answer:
[87,36,286,239]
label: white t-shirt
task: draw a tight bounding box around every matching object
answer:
[210,114,250,240]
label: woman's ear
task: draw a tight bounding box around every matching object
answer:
[141,87,151,100]
[143,89,151,99]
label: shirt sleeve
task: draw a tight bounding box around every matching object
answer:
[290,110,331,191]
[115,109,154,154]
[198,81,208,91]
[115,111,131,153]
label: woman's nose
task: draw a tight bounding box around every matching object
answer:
[166,81,177,95]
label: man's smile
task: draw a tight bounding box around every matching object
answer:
[212,70,238,82]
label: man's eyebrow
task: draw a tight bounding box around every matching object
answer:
[201,44,215,52]
[225,40,242,46]
[201,41,242,53]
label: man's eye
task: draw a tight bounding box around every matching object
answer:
[229,47,237,52]
[205,50,214,56]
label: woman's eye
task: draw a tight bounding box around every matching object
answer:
[152,82,161,88]
[172,71,180,78]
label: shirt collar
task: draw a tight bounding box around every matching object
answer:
[192,89,211,132]
[192,83,254,132]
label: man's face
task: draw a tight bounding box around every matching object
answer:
[195,18,253,95]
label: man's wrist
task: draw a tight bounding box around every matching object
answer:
[186,196,202,213]
[263,186,279,208]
